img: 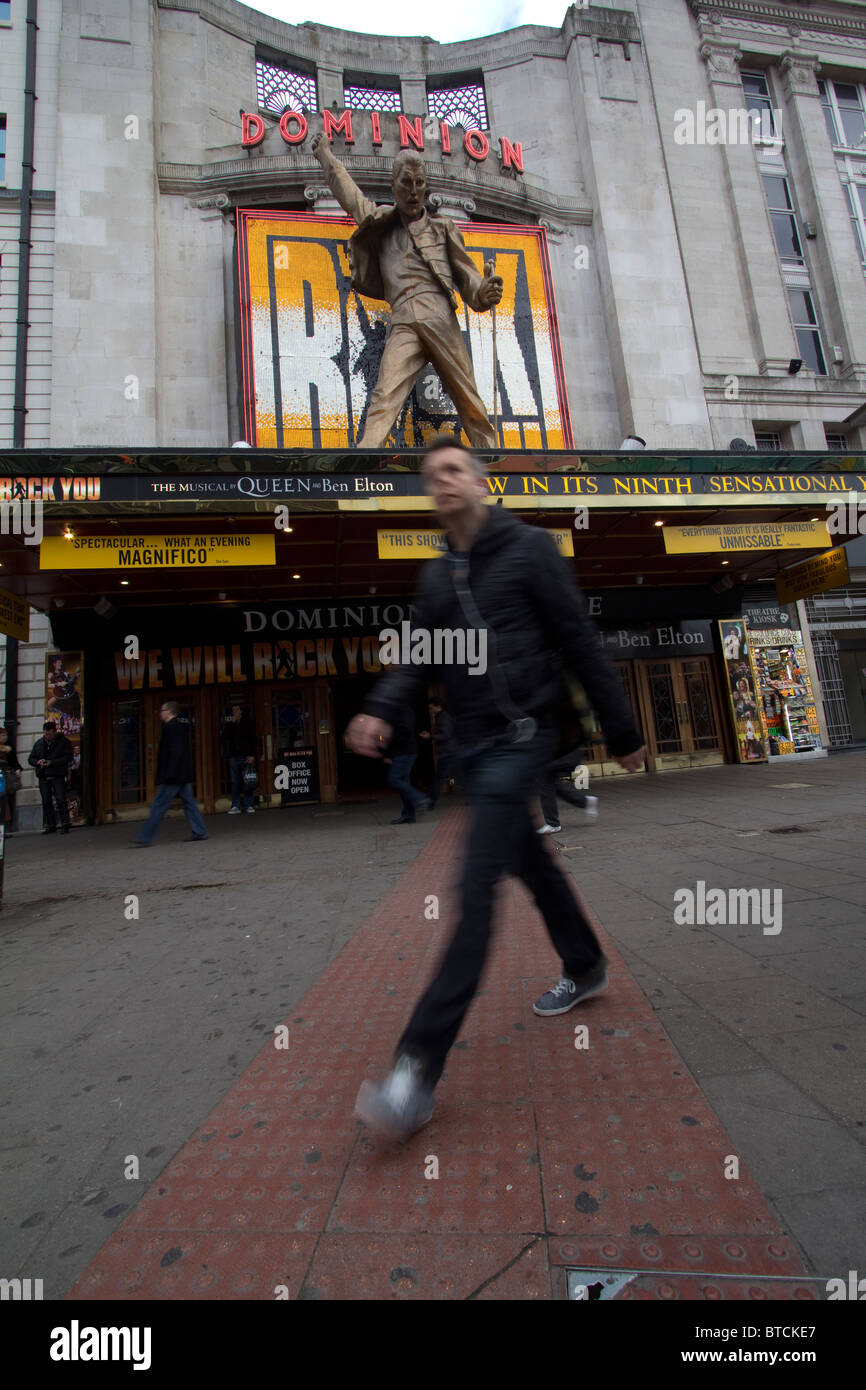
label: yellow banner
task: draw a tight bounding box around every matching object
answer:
[0,585,30,641]
[377,528,575,558]
[40,535,276,569]
[664,520,831,554]
[775,546,850,604]
[240,213,572,450]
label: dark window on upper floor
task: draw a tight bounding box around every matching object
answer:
[818,79,866,150]
[741,70,779,139]
[762,173,804,264]
[344,74,401,112]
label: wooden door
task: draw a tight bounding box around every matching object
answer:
[636,657,725,769]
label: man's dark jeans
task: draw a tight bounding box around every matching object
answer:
[397,724,603,1086]
[387,753,426,820]
[39,775,69,829]
[430,752,459,806]
[539,748,589,825]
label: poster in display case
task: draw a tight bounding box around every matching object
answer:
[749,629,822,755]
[718,620,768,762]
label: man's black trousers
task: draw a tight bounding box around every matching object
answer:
[397,724,603,1086]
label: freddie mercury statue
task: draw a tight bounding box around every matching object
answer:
[312,130,503,448]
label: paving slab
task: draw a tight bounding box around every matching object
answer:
[3,753,865,1299]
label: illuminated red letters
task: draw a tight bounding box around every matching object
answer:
[279,110,307,144]
[500,136,524,172]
[239,111,524,169]
[241,112,265,147]
[398,115,424,150]
[464,129,489,161]
[323,109,354,143]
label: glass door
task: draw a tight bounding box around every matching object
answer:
[111,699,147,805]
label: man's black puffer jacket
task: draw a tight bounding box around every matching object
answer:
[363,505,643,757]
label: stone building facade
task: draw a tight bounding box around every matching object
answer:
[2,0,866,825]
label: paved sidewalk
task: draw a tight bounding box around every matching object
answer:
[2,755,864,1299]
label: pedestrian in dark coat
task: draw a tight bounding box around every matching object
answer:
[131,701,208,847]
[28,722,73,833]
[346,435,646,1140]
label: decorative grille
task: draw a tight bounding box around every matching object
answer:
[257,59,318,114]
[344,84,401,112]
[427,82,488,131]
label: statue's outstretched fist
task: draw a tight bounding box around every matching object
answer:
[312,130,332,164]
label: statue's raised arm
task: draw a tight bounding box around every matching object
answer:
[309,128,502,449]
[311,131,377,226]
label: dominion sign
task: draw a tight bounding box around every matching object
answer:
[236,211,573,451]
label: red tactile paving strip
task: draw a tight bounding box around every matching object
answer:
[67,809,811,1301]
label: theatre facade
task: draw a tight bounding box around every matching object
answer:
[2,1,866,825]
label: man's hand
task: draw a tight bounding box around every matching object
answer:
[246,756,255,765]
[419,730,431,740]
[479,259,503,309]
[615,746,647,773]
[311,130,334,168]
[345,714,392,758]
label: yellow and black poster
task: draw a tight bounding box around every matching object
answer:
[718,621,768,764]
[44,652,84,825]
[236,211,573,451]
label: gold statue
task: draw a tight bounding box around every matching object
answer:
[312,131,503,448]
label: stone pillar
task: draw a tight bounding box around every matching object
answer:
[698,39,797,376]
[565,30,712,446]
[401,72,427,118]
[779,51,866,383]
[317,65,344,112]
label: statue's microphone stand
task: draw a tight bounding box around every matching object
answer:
[485,258,499,448]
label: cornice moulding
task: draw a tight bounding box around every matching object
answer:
[690,0,866,42]
[157,157,593,224]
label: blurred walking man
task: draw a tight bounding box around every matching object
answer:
[346,436,646,1139]
[132,702,208,847]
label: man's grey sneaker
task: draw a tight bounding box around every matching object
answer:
[533,957,608,1015]
[354,1053,435,1141]
[537,822,562,835]
[228,806,241,815]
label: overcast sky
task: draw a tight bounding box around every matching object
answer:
[246,0,570,44]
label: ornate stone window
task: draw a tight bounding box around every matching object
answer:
[427,76,488,131]
[818,79,866,151]
[256,58,318,114]
[741,70,779,141]
[344,75,401,112]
